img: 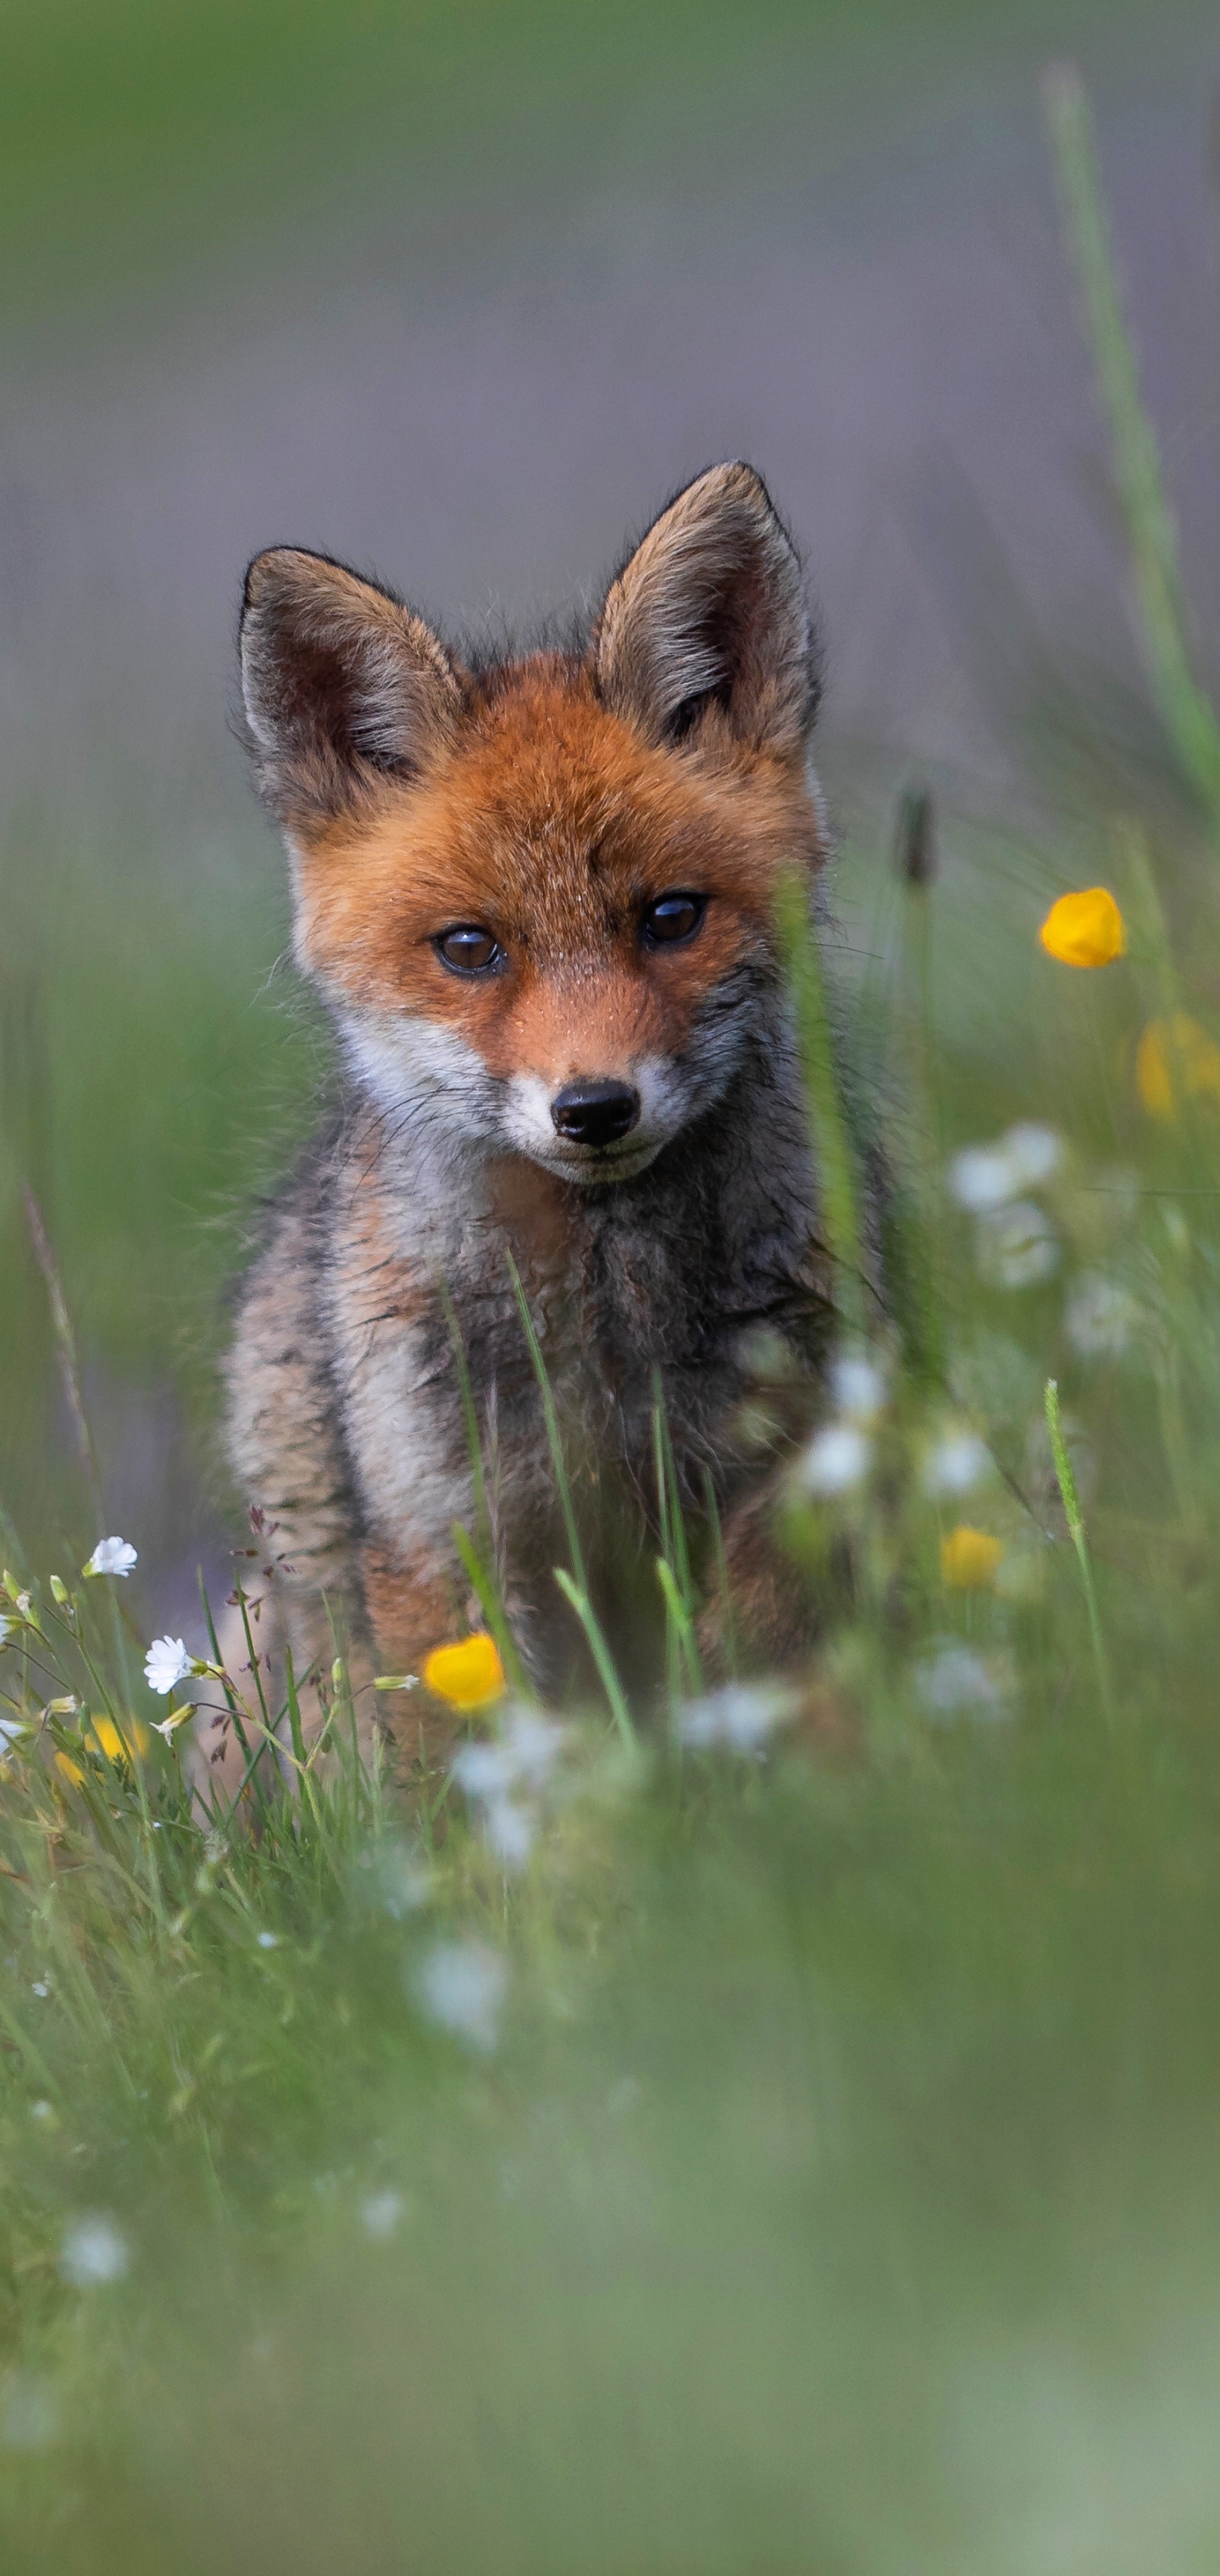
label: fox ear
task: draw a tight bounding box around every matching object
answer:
[240,549,465,836]
[592,462,818,756]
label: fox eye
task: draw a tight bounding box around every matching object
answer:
[435,924,503,975]
[642,891,706,948]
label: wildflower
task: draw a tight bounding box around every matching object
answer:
[1134,1013,1220,1119]
[1039,886,1127,966]
[0,1616,9,1649]
[151,1708,193,1742]
[421,1632,506,1710]
[451,1708,566,1873]
[257,1932,280,1951]
[948,1124,1063,1213]
[0,1717,27,1752]
[91,1716,149,1763]
[82,1537,137,1580]
[829,1351,887,1422]
[59,2216,129,2288]
[914,1640,1012,1720]
[940,1525,1004,1589]
[1064,1273,1142,1360]
[801,1422,871,1496]
[54,1752,84,1788]
[677,1681,801,1752]
[922,1430,993,1500]
[413,1939,508,2052]
[144,1636,191,1696]
[482,1800,537,1869]
[974,1200,1060,1290]
[361,2190,407,2240]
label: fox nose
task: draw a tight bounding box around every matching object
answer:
[550,1079,640,1149]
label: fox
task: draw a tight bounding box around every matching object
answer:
[215,460,873,1785]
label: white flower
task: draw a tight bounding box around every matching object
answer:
[481,1799,537,1870]
[0,1617,11,1649]
[949,1124,1063,1213]
[1064,1273,1143,1360]
[256,1932,280,1951]
[413,1940,508,2053]
[829,1352,887,1423]
[361,2189,407,2240]
[922,1430,994,1500]
[801,1422,871,1496]
[975,1201,1060,1290]
[83,1537,137,1580]
[678,1681,801,1752]
[0,1717,27,1750]
[949,1144,1022,1213]
[913,1641,1012,1722]
[60,2216,129,2287]
[143,1636,191,1696]
[450,1707,567,1873]
[1001,1123,1064,1190]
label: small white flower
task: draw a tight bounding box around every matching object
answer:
[801,1422,871,1496]
[256,1932,280,1951]
[143,1636,191,1696]
[948,1144,1022,1213]
[922,1430,994,1500]
[914,1641,1012,1722]
[500,1708,566,1788]
[30,1981,48,1999]
[413,1940,508,2053]
[1064,1273,1143,1360]
[0,1616,11,1649]
[975,1201,1060,1291]
[83,1537,138,1580]
[678,1682,801,1752]
[1001,1123,1064,1190]
[451,1708,567,1873]
[451,1740,517,1802]
[60,2216,129,2287]
[829,1352,887,1423]
[949,1125,1063,1213]
[152,1709,192,1741]
[361,2189,407,2241]
[481,1799,537,1870]
[0,1717,27,1750]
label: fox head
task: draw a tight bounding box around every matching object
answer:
[240,462,825,1185]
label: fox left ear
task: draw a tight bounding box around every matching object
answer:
[592,462,818,757]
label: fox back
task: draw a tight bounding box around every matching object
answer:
[225,462,843,1759]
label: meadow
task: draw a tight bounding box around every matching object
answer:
[4,19,1220,2573]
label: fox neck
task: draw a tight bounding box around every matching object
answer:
[344,993,820,1373]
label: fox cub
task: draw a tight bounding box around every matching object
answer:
[225,460,851,1767]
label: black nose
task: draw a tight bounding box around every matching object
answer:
[550,1079,640,1148]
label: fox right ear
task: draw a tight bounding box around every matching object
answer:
[593,462,818,758]
[240,550,465,836]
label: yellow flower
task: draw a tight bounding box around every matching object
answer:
[54,1751,85,1787]
[940,1525,1004,1589]
[1134,1013,1220,1119]
[90,1716,149,1763]
[421,1633,506,1710]
[1039,887,1127,967]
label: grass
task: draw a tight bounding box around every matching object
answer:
[4,56,1220,2572]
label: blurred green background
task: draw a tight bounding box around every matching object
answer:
[1,0,1217,1616]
